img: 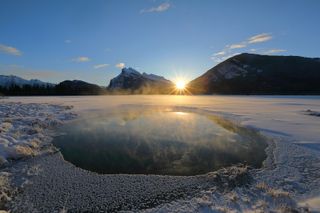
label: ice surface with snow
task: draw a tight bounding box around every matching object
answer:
[0,102,75,165]
[0,95,319,212]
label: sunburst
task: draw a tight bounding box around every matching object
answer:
[170,78,192,95]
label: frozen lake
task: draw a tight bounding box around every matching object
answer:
[1,95,320,212]
[6,95,320,148]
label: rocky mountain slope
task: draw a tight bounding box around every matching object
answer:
[188,53,320,94]
[108,67,174,94]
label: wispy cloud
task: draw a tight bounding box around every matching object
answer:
[64,39,71,44]
[0,44,22,56]
[211,33,275,62]
[264,49,287,54]
[141,2,170,13]
[228,43,247,49]
[248,33,272,44]
[72,56,91,62]
[115,63,125,69]
[213,51,226,56]
[94,64,109,69]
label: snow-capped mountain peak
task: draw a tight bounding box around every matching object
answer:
[121,67,141,76]
[0,75,55,88]
[108,67,173,91]
[142,72,168,82]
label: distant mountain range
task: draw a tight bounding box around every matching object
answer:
[107,67,173,94]
[1,53,320,95]
[0,75,55,88]
[0,76,104,95]
[188,53,320,94]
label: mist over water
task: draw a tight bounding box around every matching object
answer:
[53,107,267,176]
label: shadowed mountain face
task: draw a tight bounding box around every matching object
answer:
[2,54,320,96]
[55,80,105,95]
[0,76,105,96]
[188,53,320,95]
[107,67,174,94]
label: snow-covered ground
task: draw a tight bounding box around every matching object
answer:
[0,102,75,164]
[0,95,319,212]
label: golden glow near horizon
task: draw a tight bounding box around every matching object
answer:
[175,80,187,90]
[171,77,192,95]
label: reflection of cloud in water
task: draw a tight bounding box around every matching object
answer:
[53,107,267,176]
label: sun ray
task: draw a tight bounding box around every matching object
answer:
[169,78,192,95]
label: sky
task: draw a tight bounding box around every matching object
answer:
[0,0,320,86]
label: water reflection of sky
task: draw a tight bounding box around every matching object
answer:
[53,108,267,176]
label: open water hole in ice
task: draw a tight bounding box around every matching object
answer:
[52,107,267,176]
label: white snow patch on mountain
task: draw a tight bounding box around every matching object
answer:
[121,67,141,76]
[108,67,172,89]
[142,72,170,83]
[0,75,55,88]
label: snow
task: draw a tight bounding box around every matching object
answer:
[216,62,248,79]
[0,95,320,212]
[122,67,141,76]
[109,68,171,89]
[142,72,169,82]
[121,68,167,82]
[0,102,75,165]
[0,75,55,88]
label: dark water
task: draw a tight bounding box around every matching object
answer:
[53,108,267,176]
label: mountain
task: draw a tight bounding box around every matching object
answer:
[0,75,55,88]
[55,80,105,95]
[108,67,174,94]
[188,53,320,94]
[0,76,105,95]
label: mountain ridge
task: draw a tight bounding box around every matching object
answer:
[107,67,174,94]
[1,53,320,95]
[0,75,55,88]
[188,53,320,95]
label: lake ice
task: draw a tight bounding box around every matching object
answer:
[1,95,320,212]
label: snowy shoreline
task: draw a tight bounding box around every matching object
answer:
[0,102,76,166]
[1,96,320,212]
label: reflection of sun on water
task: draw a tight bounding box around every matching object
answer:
[175,111,188,116]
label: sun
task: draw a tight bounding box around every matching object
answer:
[170,75,192,95]
[175,80,186,90]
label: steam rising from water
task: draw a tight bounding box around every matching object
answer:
[53,107,267,175]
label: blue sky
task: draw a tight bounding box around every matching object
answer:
[0,0,319,86]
